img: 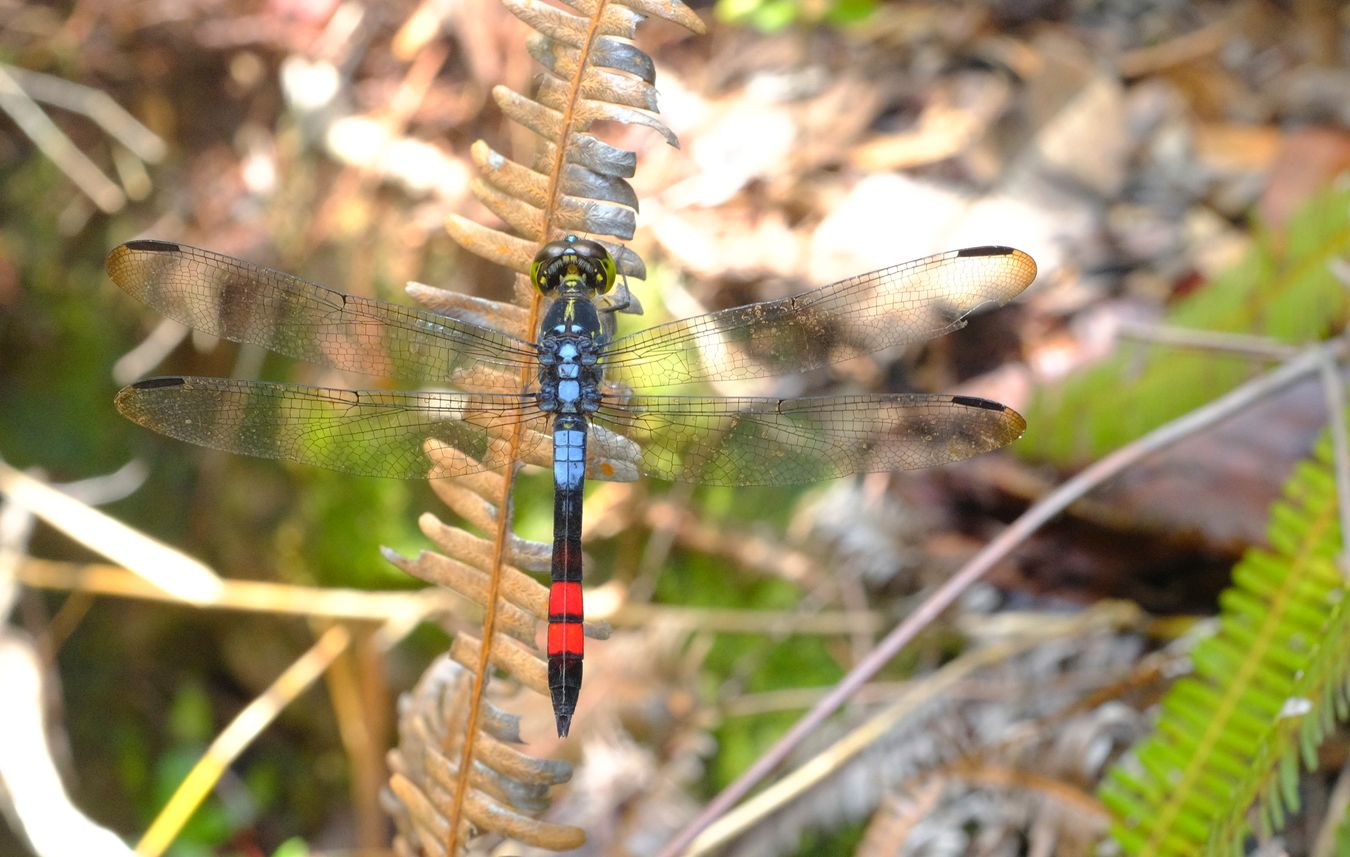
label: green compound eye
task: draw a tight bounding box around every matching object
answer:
[575,240,615,294]
[530,237,616,295]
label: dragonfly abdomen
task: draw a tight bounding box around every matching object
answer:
[534,273,609,737]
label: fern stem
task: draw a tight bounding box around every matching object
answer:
[444,0,618,840]
[445,296,545,855]
[446,0,614,817]
[658,341,1345,857]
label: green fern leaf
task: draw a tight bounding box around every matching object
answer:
[1100,433,1350,856]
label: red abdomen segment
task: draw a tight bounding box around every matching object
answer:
[548,581,584,733]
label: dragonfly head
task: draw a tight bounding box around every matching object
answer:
[531,236,616,297]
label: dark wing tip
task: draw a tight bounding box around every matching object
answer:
[130,376,187,390]
[106,240,182,278]
[950,395,1028,440]
[949,394,1006,411]
[956,245,1038,300]
[116,377,187,417]
[123,239,181,253]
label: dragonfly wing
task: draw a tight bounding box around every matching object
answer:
[107,241,538,389]
[593,393,1025,486]
[116,378,548,479]
[600,247,1035,388]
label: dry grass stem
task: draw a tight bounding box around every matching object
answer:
[681,604,1130,855]
[0,463,222,603]
[135,625,354,857]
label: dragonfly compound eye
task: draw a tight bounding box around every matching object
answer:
[530,236,616,295]
[569,239,616,294]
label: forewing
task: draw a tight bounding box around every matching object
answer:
[593,393,1026,486]
[115,378,548,479]
[107,241,538,389]
[601,247,1035,388]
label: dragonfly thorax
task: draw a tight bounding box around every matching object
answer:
[536,301,604,416]
[531,236,616,297]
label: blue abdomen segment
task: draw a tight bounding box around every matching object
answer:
[553,419,587,495]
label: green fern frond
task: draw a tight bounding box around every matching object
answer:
[1099,431,1350,856]
[1023,181,1350,464]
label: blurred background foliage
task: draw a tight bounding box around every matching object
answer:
[3,0,1350,855]
[715,0,879,32]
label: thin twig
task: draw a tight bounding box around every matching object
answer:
[1317,350,1350,575]
[17,558,882,637]
[0,65,126,213]
[16,559,442,631]
[1115,321,1301,360]
[719,681,913,719]
[946,761,1106,819]
[607,602,884,635]
[323,631,389,848]
[112,318,191,386]
[656,342,1340,857]
[1117,8,1243,78]
[0,64,166,163]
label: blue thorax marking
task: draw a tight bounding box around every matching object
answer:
[537,292,607,418]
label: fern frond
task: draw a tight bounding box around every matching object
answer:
[446,0,705,283]
[1099,431,1350,855]
[382,0,704,851]
[1022,182,1350,464]
[384,656,584,854]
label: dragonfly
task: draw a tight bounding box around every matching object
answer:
[108,235,1037,736]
